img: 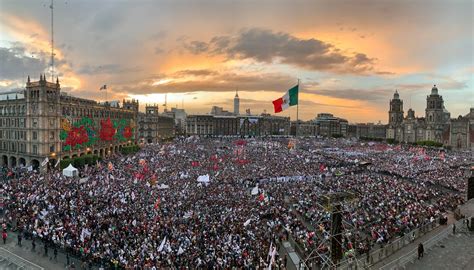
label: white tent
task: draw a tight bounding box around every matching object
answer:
[197,174,210,183]
[63,164,78,177]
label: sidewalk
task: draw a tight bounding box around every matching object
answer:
[371,213,455,269]
[0,231,95,270]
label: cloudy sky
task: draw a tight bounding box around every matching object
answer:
[0,0,472,122]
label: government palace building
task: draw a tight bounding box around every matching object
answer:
[0,75,174,171]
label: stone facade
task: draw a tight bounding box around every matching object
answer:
[186,114,290,136]
[386,85,472,150]
[137,105,175,143]
[314,113,348,137]
[0,76,138,170]
[348,122,387,139]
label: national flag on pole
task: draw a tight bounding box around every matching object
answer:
[99,85,107,90]
[272,84,298,113]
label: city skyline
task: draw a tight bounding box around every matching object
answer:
[0,0,473,123]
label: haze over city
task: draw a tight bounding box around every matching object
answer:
[0,0,473,122]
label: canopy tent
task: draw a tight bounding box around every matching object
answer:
[63,164,78,177]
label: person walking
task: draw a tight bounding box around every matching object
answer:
[17,233,22,247]
[2,231,7,244]
[53,247,58,261]
[31,238,36,251]
[453,223,456,235]
[417,243,424,259]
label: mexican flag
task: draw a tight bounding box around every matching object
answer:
[272,85,298,113]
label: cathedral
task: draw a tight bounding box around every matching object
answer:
[387,85,473,150]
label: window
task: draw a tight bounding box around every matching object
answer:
[50,131,54,140]
[32,131,37,140]
[32,118,38,128]
[50,144,55,152]
[49,104,54,113]
[49,119,55,127]
[32,145,38,154]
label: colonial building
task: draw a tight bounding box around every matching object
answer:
[0,75,138,170]
[386,85,472,150]
[348,122,387,139]
[447,108,474,150]
[186,114,290,136]
[290,120,319,136]
[314,113,348,137]
[137,104,175,143]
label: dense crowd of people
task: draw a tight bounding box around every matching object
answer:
[1,137,471,268]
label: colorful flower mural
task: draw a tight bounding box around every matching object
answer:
[60,117,98,151]
[100,117,116,141]
[60,116,134,150]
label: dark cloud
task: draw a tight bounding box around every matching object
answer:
[114,70,296,95]
[77,64,142,75]
[182,40,209,54]
[0,46,48,80]
[183,28,378,74]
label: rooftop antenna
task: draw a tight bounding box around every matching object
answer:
[50,0,55,82]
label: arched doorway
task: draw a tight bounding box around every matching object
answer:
[31,159,40,170]
[93,150,98,155]
[1,155,7,167]
[99,149,104,157]
[18,158,26,167]
[72,154,78,158]
[80,153,85,157]
[9,156,17,168]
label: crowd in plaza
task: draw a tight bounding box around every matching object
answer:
[1,137,471,269]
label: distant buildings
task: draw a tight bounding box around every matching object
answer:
[186,114,290,136]
[163,107,187,135]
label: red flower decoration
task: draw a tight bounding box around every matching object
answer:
[100,117,116,141]
[65,126,89,147]
[123,126,133,139]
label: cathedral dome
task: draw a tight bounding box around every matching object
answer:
[431,85,438,95]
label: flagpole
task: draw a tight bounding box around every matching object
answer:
[296,79,300,137]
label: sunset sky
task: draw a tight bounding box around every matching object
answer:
[0,0,472,123]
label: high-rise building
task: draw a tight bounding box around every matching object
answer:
[234,89,240,115]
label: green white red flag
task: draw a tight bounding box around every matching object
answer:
[272,85,299,113]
